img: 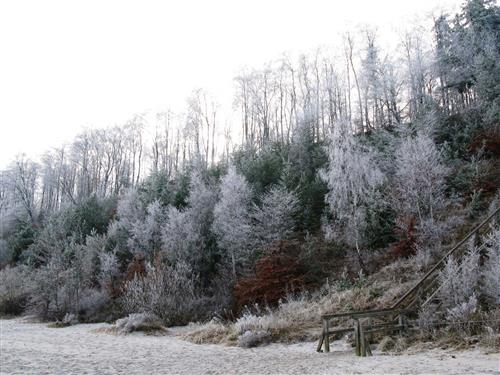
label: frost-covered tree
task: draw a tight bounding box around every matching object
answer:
[320,118,384,250]
[162,168,217,266]
[116,188,145,228]
[128,200,165,258]
[115,188,167,259]
[5,155,39,224]
[98,251,119,291]
[82,232,106,267]
[394,131,448,222]
[251,186,299,248]
[162,206,194,262]
[438,245,481,322]
[28,248,68,318]
[212,166,253,277]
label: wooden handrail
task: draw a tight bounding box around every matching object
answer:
[391,206,500,309]
[318,207,499,354]
[322,307,410,320]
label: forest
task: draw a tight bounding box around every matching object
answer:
[0,0,498,348]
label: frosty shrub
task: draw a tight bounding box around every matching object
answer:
[437,245,483,328]
[121,261,201,325]
[416,213,464,251]
[0,265,28,315]
[115,312,165,334]
[410,247,435,272]
[446,294,478,325]
[481,226,500,307]
[237,330,271,348]
[417,304,439,335]
[78,288,109,321]
[416,218,447,249]
[438,246,480,310]
[232,295,318,341]
[234,311,274,335]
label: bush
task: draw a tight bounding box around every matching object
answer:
[438,245,480,313]
[78,288,110,321]
[115,313,166,334]
[446,295,478,326]
[417,304,439,337]
[0,266,28,315]
[237,330,271,348]
[121,261,202,326]
[181,319,233,345]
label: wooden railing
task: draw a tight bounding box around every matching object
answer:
[317,206,500,355]
[391,207,500,310]
[316,308,411,354]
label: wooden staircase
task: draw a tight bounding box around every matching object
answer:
[317,207,500,356]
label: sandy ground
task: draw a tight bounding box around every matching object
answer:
[0,319,499,375]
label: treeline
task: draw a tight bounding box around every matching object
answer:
[0,0,498,324]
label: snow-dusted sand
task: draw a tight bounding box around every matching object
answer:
[1,319,498,375]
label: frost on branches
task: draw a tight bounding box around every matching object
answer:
[128,200,166,258]
[437,244,480,323]
[394,131,448,222]
[320,118,384,249]
[212,166,253,277]
[121,261,199,325]
[251,186,299,249]
[162,168,216,266]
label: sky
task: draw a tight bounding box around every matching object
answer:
[0,0,463,168]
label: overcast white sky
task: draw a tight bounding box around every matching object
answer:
[0,0,462,168]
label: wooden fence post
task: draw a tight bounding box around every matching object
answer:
[323,318,330,352]
[360,324,366,357]
[398,313,407,336]
[354,319,361,356]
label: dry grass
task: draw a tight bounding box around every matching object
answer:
[91,313,168,336]
[182,254,497,349]
[91,325,168,336]
[91,326,121,335]
[182,262,419,347]
[181,320,235,345]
